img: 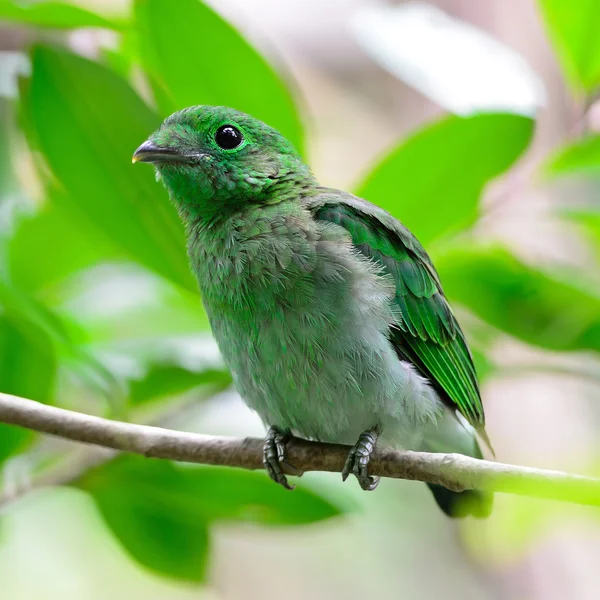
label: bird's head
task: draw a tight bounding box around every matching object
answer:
[133,105,312,220]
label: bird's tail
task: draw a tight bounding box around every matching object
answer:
[423,409,493,518]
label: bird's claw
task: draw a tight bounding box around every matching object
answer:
[263,426,295,490]
[342,429,380,491]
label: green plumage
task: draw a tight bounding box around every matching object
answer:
[314,202,484,429]
[133,105,493,517]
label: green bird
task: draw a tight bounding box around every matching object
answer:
[133,106,492,517]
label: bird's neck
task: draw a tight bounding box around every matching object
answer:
[168,162,319,225]
[261,166,319,204]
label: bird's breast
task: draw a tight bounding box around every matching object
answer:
[186,206,438,444]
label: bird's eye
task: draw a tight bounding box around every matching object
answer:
[215,125,243,150]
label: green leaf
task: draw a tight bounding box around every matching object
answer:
[101,28,138,79]
[175,466,344,526]
[0,280,116,398]
[0,423,31,465]
[545,134,600,176]
[134,0,304,152]
[435,244,600,352]
[8,199,120,293]
[61,264,209,345]
[463,496,565,563]
[79,456,342,581]
[355,113,534,246]
[82,460,210,582]
[0,0,122,30]
[129,365,232,405]
[563,210,600,261]
[95,490,210,582]
[0,315,55,401]
[0,315,56,464]
[470,347,494,383]
[21,44,195,292]
[537,0,600,92]
[0,279,75,349]
[0,99,15,200]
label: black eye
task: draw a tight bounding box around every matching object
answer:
[215,125,243,150]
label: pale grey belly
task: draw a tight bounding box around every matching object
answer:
[211,310,442,448]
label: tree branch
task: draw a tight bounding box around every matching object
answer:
[1,392,599,507]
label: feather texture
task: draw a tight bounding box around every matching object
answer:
[309,193,486,431]
[137,104,493,516]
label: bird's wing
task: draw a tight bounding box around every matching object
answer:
[308,191,485,430]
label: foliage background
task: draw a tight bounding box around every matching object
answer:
[1,0,600,598]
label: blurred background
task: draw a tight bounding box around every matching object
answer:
[1,0,600,598]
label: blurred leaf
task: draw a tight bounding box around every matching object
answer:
[462,496,563,564]
[0,423,31,465]
[435,244,600,352]
[0,0,122,30]
[559,210,600,270]
[355,113,534,245]
[0,279,118,398]
[60,264,209,345]
[101,29,138,79]
[134,0,304,152]
[538,0,600,92]
[96,491,210,582]
[470,347,494,383]
[0,279,75,348]
[21,44,195,292]
[570,210,600,249]
[129,365,232,405]
[546,134,600,176]
[0,315,55,401]
[0,314,56,464]
[8,199,119,293]
[82,460,210,582]
[175,465,345,526]
[80,456,342,581]
[0,100,15,200]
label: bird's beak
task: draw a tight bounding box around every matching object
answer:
[132,140,195,164]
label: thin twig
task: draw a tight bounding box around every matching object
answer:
[0,392,599,507]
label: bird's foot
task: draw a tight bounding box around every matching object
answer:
[342,428,380,491]
[263,426,296,490]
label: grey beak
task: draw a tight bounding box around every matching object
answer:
[132,140,195,164]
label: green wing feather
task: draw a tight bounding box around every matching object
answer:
[311,194,485,429]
